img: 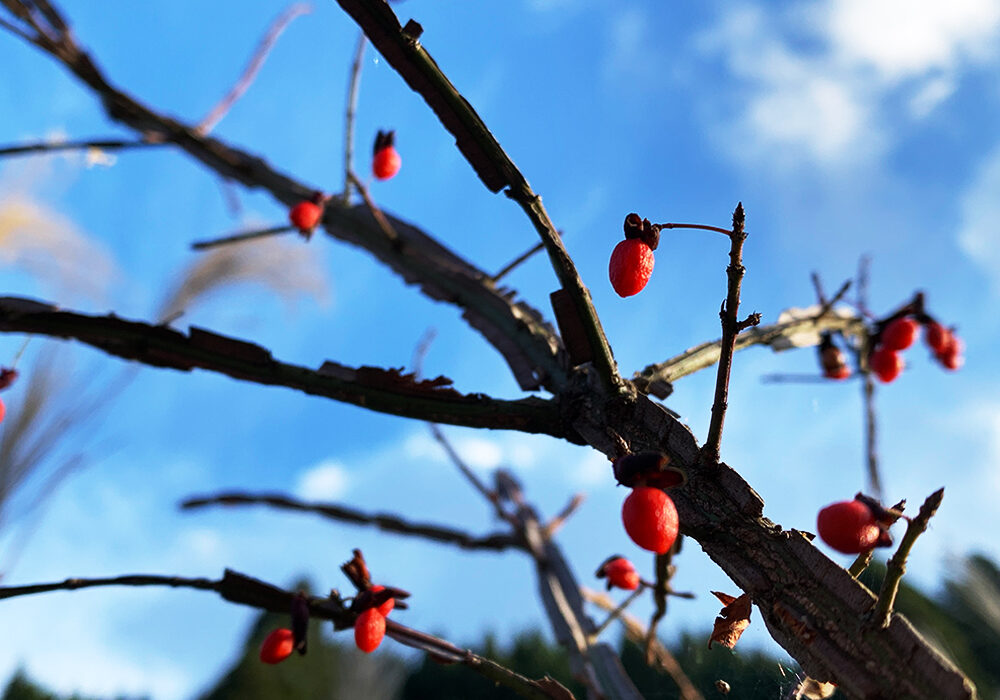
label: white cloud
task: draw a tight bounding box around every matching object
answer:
[958,143,1000,291]
[295,459,350,500]
[697,0,1000,168]
[827,0,1000,80]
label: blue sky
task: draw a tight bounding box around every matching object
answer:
[1,0,999,697]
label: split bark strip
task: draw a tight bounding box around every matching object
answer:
[872,488,945,628]
[0,298,574,439]
[0,3,568,393]
[180,491,522,552]
[332,0,622,394]
[0,570,573,700]
[701,203,750,465]
[195,3,312,135]
[633,311,864,397]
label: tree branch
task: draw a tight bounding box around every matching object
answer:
[332,0,621,394]
[0,297,576,439]
[181,491,522,552]
[0,4,568,393]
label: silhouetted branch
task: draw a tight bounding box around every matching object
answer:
[0,297,575,439]
[190,224,297,250]
[0,137,159,159]
[181,491,521,551]
[342,32,366,202]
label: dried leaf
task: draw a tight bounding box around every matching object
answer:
[709,591,751,649]
[796,678,837,699]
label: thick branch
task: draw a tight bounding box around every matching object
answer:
[332,0,621,394]
[0,297,576,439]
[0,8,567,392]
[181,491,521,551]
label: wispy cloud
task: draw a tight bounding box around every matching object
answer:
[957,142,1000,292]
[295,459,350,500]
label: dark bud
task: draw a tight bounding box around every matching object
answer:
[623,213,643,239]
[341,549,372,589]
[875,529,893,549]
[0,367,18,391]
[374,129,396,156]
[291,592,309,655]
[639,218,660,251]
[613,452,685,489]
[855,493,905,527]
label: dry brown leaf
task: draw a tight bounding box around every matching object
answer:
[709,591,752,649]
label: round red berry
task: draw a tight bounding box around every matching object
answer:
[289,201,323,233]
[354,608,386,653]
[937,345,964,370]
[0,396,5,423]
[816,500,880,554]
[603,557,640,590]
[373,146,401,180]
[609,239,654,297]
[369,585,395,616]
[259,627,294,664]
[880,317,918,351]
[869,347,904,383]
[622,487,678,554]
[824,365,851,380]
[924,322,951,354]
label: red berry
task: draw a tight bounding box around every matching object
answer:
[938,347,964,371]
[0,396,5,423]
[609,239,654,297]
[924,322,951,354]
[603,557,640,591]
[373,146,401,180]
[869,347,904,383]
[369,585,395,616]
[622,487,678,554]
[824,364,851,381]
[881,317,918,351]
[259,628,294,664]
[816,500,880,554]
[354,608,386,653]
[289,201,323,233]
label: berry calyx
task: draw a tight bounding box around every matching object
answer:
[354,608,386,653]
[924,322,951,354]
[609,239,654,297]
[622,487,678,554]
[289,200,323,234]
[601,557,640,591]
[869,347,904,383]
[824,364,851,380]
[259,628,295,664]
[373,130,401,180]
[0,367,18,391]
[816,500,880,554]
[880,317,918,351]
[369,585,395,616]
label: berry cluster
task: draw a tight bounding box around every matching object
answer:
[596,556,640,591]
[816,496,894,554]
[869,315,963,383]
[609,214,659,297]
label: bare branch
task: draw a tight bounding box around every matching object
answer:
[196,3,312,135]
[342,32,366,202]
[0,137,158,159]
[872,488,944,627]
[701,203,747,465]
[332,0,621,393]
[190,224,297,250]
[181,491,521,552]
[0,298,576,439]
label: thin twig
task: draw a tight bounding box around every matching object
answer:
[428,423,508,522]
[541,493,584,539]
[342,32,366,203]
[491,241,544,283]
[760,373,853,384]
[180,491,522,551]
[0,137,158,159]
[196,3,313,134]
[591,586,645,637]
[582,588,705,700]
[815,279,852,322]
[848,550,874,578]
[872,488,944,627]
[856,256,883,500]
[656,222,732,237]
[347,170,399,244]
[190,224,297,251]
[700,203,747,465]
